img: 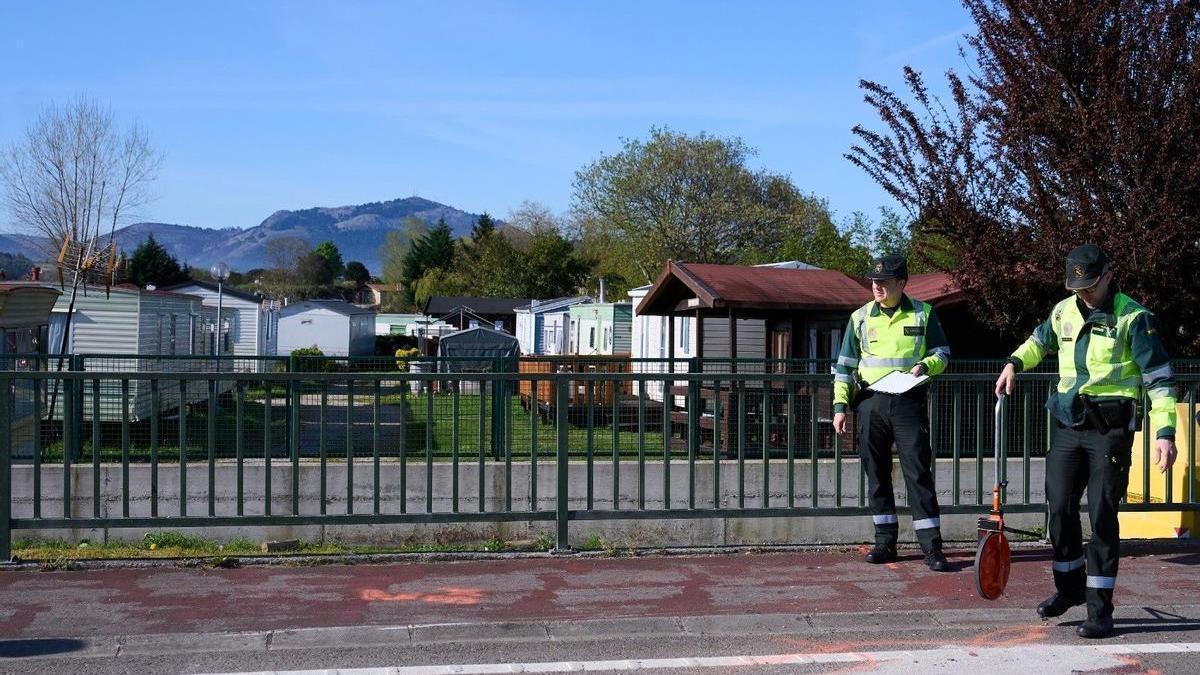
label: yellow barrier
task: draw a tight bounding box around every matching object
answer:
[1120,402,1199,539]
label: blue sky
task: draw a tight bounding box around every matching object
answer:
[0,1,974,231]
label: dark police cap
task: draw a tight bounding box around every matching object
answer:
[1064,244,1109,290]
[866,254,908,280]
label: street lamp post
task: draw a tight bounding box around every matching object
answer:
[210,262,230,361]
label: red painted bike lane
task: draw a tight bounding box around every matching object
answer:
[1,543,1196,640]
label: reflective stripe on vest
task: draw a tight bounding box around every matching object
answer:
[853,298,933,385]
[1051,293,1147,401]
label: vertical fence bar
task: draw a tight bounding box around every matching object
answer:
[528,378,536,512]
[1022,390,1032,504]
[150,379,159,518]
[555,379,569,552]
[688,375,699,510]
[347,381,355,514]
[1142,401,1151,504]
[179,379,188,517]
[734,381,744,506]
[209,379,218,517]
[951,382,961,506]
[452,380,460,513]
[91,378,101,518]
[975,383,984,505]
[235,382,244,517]
[811,384,820,504]
[787,380,795,508]
[400,380,409,514]
[662,379,671,510]
[638,379,646,510]
[713,379,722,509]
[426,381,435,514]
[612,382,620,511]
[373,379,381,515]
[290,378,300,516]
[0,373,10,560]
[586,380,594,511]
[476,376,484,513]
[121,379,131,518]
[32,377,41,520]
[263,384,272,517]
[61,372,72,514]
[319,382,328,515]
[759,385,769,509]
[1189,386,1196,505]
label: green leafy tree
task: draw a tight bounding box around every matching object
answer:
[313,240,344,279]
[573,127,800,284]
[296,251,334,286]
[512,228,591,299]
[401,218,455,307]
[127,234,189,288]
[344,261,370,285]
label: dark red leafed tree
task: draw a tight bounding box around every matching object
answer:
[848,0,1200,353]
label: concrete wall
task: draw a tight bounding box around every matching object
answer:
[9,458,1050,547]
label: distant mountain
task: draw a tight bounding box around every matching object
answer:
[0,196,492,275]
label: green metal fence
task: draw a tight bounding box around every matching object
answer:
[0,365,1197,560]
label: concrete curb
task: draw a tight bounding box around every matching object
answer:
[0,540,1028,572]
[3,537,1195,572]
[5,604,1200,661]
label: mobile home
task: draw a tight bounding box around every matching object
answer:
[278,300,376,357]
[514,297,591,355]
[162,281,279,367]
[45,284,229,421]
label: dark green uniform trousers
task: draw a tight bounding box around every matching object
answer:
[855,390,943,550]
[1046,422,1133,622]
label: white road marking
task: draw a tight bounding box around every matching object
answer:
[197,641,1200,674]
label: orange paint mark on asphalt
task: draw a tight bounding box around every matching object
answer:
[359,586,483,605]
[884,563,900,570]
[966,624,1049,648]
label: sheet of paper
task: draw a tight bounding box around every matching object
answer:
[867,370,929,394]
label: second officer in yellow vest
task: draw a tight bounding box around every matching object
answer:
[833,255,951,571]
[996,244,1178,639]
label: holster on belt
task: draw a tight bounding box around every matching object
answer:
[1080,395,1136,433]
[1080,395,1110,434]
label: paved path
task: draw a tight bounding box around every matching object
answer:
[1,541,1198,673]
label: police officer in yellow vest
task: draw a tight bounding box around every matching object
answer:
[995,244,1178,639]
[833,254,951,571]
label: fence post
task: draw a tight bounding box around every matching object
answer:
[70,355,83,462]
[687,358,701,509]
[0,372,11,561]
[554,377,571,553]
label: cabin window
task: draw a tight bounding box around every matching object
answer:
[604,326,612,351]
[679,318,690,352]
[169,315,177,355]
[589,326,596,348]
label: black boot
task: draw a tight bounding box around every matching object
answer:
[1036,592,1084,619]
[1076,617,1115,639]
[923,544,950,572]
[865,543,897,564]
[1079,586,1116,638]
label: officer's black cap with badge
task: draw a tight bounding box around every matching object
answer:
[866,254,909,281]
[1064,244,1109,290]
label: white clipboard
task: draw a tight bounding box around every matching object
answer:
[867,370,929,395]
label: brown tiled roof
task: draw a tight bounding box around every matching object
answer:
[904,272,965,307]
[637,261,872,315]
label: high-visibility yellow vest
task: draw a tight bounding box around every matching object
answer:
[1048,293,1144,399]
[850,298,947,385]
